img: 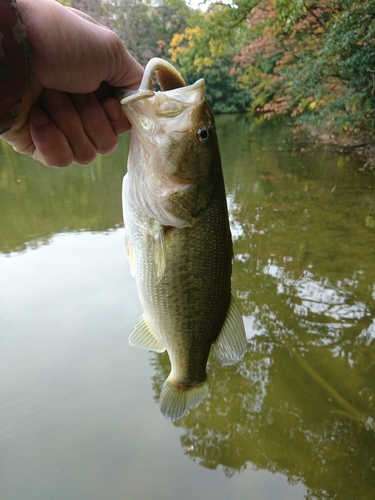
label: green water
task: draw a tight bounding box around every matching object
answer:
[1,115,374,500]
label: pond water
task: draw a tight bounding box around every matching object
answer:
[1,115,374,500]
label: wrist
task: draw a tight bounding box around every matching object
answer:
[0,0,29,134]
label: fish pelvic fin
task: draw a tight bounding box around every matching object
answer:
[129,314,166,353]
[159,378,209,422]
[213,294,247,366]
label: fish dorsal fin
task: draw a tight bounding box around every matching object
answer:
[125,234,135,277]
[213,294,247,366]
[129,314,166,353]
[159,378,209,422]
[151,225,166,281]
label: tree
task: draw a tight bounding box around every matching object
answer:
[231,0,375,137]
[68,0,191,67]
[195,56,252,113]
[169,5,253,112]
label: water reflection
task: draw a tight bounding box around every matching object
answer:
[0,134,129,254]
[150,116,375,498]
[1,115,374,499]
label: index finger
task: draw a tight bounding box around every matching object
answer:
[102,97,131,136]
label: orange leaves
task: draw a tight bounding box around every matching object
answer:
[259,94,290,118]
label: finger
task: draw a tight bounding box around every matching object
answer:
[107,48,144,90]
[41,89,97,165]
[29,108,74,167]
[65,6,100,23]
[102,97,131,136]
[70,93,119,155]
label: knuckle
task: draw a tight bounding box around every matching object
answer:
[35,150,72,168]
[97,136,118,156]
[73,145,97,165]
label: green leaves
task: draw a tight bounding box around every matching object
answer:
[68,0,375,131]
[194,56,252,113]
[230,0,375,136]
[168,3,254,112]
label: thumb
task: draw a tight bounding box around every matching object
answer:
[65,8,144,90]
[106,43,144,91]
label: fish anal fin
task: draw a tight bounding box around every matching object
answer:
[213,294,246,366]
[129,314,165,353]
[159,378,209,422]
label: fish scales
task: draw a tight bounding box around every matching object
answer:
[124,183,232,386]
[121,58,246,421]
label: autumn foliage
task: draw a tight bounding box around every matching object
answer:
[170,0,375,136]
[61,0,375,136]
[230,1,374,133]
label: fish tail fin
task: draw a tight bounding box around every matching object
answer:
[159,378,209,422]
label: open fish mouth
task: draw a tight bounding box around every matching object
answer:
[120,57,205,108]
[120,57,208,229]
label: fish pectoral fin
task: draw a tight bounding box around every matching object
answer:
[213,294,247,366]
[159,378,209,422]
[125,234,135,277]
[129,314,166,353]
[151,226,166,281]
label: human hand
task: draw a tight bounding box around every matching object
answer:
[1,0,143,167]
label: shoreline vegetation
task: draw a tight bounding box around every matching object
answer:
[61,0,375,170]
[295,125,375,171]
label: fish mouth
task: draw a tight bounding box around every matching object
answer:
[121,58,204,106]
[121,58,208,228]
[141,58,186,92]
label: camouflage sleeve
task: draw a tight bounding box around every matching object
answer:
[0,0,29,135]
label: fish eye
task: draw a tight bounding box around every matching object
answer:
[196,125,210,143]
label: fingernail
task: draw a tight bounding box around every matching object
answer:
[30,108,49,127]
[43,89,65,107]
[103,100,122,122]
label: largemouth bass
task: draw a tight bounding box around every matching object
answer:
[121,58,246,422]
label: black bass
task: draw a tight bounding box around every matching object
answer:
[121,58,246,422]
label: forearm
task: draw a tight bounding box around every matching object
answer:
[0,0,29,134]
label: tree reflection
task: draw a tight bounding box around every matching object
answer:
[2,113,374,498]
[149,117,375,499]
[0,136,129,254]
